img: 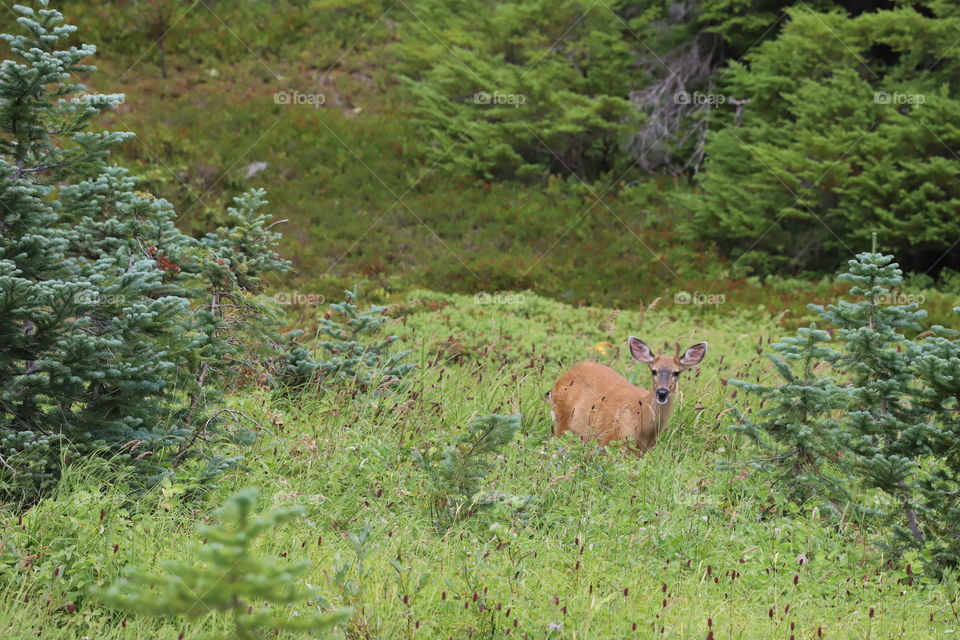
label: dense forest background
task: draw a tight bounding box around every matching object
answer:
[60,0,960,317]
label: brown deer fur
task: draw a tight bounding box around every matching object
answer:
[548,337,707,456]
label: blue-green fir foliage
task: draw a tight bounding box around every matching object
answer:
[99,487,349,639]
[281,289,413,392]
[415,413,521,526]
[732,250,960,565]
[0,2,289,499]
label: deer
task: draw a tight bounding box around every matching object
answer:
[547,337,707,456]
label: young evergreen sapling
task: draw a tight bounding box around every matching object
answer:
[100,488,349,639]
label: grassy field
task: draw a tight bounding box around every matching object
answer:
[2,291,953,639]
[3,3,958,638]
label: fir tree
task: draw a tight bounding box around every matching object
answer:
[909,307,960,563]
[687,3,960,273]
[0,1,189,496]
[730,326,850,510]
[177,189,290,454]
[415,413,521,527]
[733,249,960,564]
[815,251,929,543]
[0,2,289,498]
[100,488,349,639]
[281,289,413,393]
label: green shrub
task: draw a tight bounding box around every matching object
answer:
[687,4,960,274]
[0,2,289,500]
[99,488,349,639]
[414,413,521,527]
[731,248,960,566]
[397,0,637,181]
[695,0,836,55]
[281,289,413,392]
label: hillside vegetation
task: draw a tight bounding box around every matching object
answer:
[2,1,960,639]
[59,1,960,318]
[3,292,956,638]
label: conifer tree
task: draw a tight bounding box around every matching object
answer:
[415,413,522,527]
[0,1,188,496]
[909,307,960,563]
[688,3,960,272]
[815,251,929,543]
[0,2,289,498]
[730,326,850,509]
[281,289,413,392]
[398,0,635,180]
[733,249,960,564]
[100,488,349,639]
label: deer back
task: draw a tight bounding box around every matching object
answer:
[550,361,655,449]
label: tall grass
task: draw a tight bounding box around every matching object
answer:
[0,292,953,638]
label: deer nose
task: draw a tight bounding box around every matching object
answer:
[656,388,669,404]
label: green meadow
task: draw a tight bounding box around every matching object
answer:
[3,1,960,639]
[2,292,953,638]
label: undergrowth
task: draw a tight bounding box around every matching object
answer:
[0,292,956,638]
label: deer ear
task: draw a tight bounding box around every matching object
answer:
[628,336,655,363]
[680,342,707,367]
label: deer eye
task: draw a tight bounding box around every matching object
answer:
[672,372,680,378]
